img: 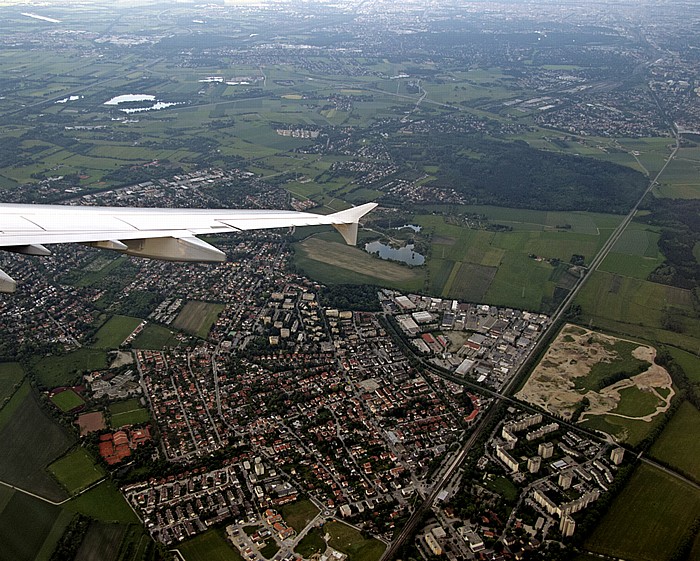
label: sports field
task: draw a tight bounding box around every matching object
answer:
[109,399,149,428]
[51,389,85,413]
[49,448,104,495]
[172,301,225,339]
[585,464,700,561]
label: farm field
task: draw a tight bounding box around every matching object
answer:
[575,271,700,353]
[0,389,73,502]
[668,346,700,384]
[324,520,385,561]
[172,301,225,339]
[177,529,243,561]
[74,522,127,561]
[0,362,24,404]
[32,349,108,389]
[649,401,700,482]
[48,448,104,495]
[585,464,700,561]
[0,489,66,561]
[109,399,149,428]
[93,316,142,349]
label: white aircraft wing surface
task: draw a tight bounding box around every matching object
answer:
[0,202,377,292]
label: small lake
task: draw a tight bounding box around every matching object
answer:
[395,224,422,233]
[104,94,156,105]
[365,241,425,266]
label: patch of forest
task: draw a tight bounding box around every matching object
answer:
[387,135,648,213]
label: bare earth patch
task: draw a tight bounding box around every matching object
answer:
[517,325,674,432]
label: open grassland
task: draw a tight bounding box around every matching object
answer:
[324,521,385,561]
[32,348,108,388]
[581,412,666,446]
[49,448,104,495]
[0,379,30,429]
[109,399,149,428]
[173,301,225,339]
[575,271,700,353]
[0,362,24,404]
[668,347,700,384]
[51,389,85,412]
[132,324,178,350]
[74,522,127,561]
[0,389,72,502]
[65,481,138,523]
[93,316,142,349]
[585,464,700,561]
[281,499,319,532]
[650,401,700,482]
[0,490,64,561]
[294,236,424,291]
[295,527,325,558]
[177,529,243,561]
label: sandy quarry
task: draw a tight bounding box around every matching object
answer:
[517,324,673,424]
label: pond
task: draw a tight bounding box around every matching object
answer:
[365,241,425,266]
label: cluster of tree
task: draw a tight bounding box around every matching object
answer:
[386,134,647,213]
[638,198,700,291]
[318,284,381,311]
[49,514,91,561]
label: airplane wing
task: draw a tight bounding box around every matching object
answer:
[0,202,377,293]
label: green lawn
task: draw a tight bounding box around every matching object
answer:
[586,464,700,561]
[650,401,700,482]
[48,448,104,495]
[611,387,661,418]
[51,389,85,412]
[177,529,243,561]
[294,527,325,558]
[93,316,142,349]
[324,521,385,561]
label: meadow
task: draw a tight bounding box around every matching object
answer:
[281,499,319,533]
[93,316,142,349]
[109,399,149,428]
[131,324,178,350]
[32,349,108,389]
[177,529,242,561]
[0,362,24,404]
[324,520,385,561]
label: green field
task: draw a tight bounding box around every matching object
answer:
[74,522,127,561]
[650,401,700,482]
[131,324,179,350]
[109,399,149,428]
[177,529,243,561]
[281,499,320,532]
[668,347,700,384]
[65,481,138,523]
[294,527,325,558]
[324,521,385,561]
[32,349,109,389]
[172,301,225,339]
[93,316,142,349]
[586,464,700,561]
[0,490,64,561]
[610,387,661,417]
[0,362,24,404]
[51,389,86,412]
[0,389,73,502]
[573,340,650,392]
[49,448,104,495]
[581,411,666,446]
[575,271,700,353]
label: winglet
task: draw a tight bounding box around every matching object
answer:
[327,202,378,245]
